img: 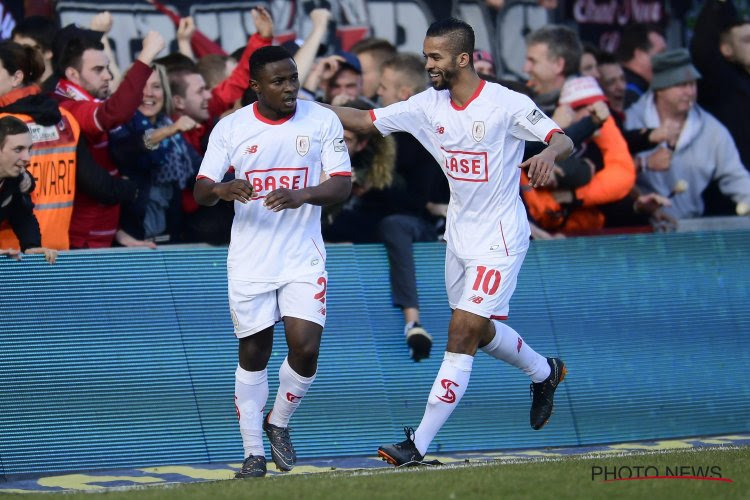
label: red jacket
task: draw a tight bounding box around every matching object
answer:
[52,60,152,248]
[181,33,272,155]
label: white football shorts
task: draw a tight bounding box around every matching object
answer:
[445,247,527,319]
[228,271,328,338]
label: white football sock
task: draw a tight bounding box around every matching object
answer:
[235,365,268,458]
[481,320,550,383]
[268,357,316,428]
[413,352,473,456]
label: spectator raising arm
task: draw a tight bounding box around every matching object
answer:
[90,11,122,90]
[207,7,273,117]
[294,9,332,88]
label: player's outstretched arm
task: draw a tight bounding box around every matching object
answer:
[264,175,351,212]
[318,103,376,136]
[520,132,574,188]
[194,177,254,206]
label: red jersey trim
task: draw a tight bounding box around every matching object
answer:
[545,128,564,143]
[369,109,377,122]
[196,174,216,182]
[329,172,352,177]
[252,102,295,125]
[490,315,509,320]
[450,79,485,111]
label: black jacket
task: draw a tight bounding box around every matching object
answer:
[691,0,750,170]
[0,172,41,251]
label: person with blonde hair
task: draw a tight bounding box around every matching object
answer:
[109,63,201,243]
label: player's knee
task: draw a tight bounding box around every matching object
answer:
[288,341,320,364]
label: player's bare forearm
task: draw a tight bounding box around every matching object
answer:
[318,103,375,135]
[544,132,574,162]
[520,133,573,188]
[264,175,351,212]
[194,177,253,206]
[304,175,352,205]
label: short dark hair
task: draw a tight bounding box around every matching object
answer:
[11,16,58,53]
[425,17,475,59]
[596,50,619,66]
[249,45,294,80]
[351,38,397,67]
[55,36,104,75]
[167,67,199,98]
[0,41,46,86]
[616,24,663,62]
[526,25,583,77]
[155,53,196,73]
[0,116,30,149]
[382,53,429,93]
[197,54,231,89]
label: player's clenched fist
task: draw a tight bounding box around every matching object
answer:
[264,188,306,212]
[214,179,254,203]
[520,150,556,188]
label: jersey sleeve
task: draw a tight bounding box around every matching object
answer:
[197,118,232,182]
[370,93,429,137]
[320,113,352,177]
[508,93,563,143]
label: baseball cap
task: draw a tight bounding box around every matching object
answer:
[650,48,701,90]
[559,76,607,109]
[334,50,362,74]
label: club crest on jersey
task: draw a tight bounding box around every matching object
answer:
[296,136,310,156]
[472,121,485,142]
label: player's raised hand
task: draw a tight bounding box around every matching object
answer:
[90,11,113,34]
[252,7,274,38]
[215,179,254,203]
[264,188,305,212]
[138,31,166,65]
[520,150,556,188]
[177,17,196,42]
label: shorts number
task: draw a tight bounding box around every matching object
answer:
[313,276,327,303]
[472,266,501,295]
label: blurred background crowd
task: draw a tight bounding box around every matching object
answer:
[2,0,749,356]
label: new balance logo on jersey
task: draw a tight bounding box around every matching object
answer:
[244,145,258,154]
[517,337,523,353]
[245,167,309,198]
[436,379,459,403]
[436,125,445,134]
[468,295,484,304]
[441,147,488,182]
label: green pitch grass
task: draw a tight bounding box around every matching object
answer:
[5,447,748,499]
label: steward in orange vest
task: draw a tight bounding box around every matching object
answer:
[0,85,79,250]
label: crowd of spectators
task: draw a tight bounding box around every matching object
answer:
[1,0,749,357]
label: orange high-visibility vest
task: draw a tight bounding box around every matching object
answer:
[0,108,80,250]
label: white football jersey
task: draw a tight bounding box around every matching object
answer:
[198,100,351,282]
[371,80,561,257]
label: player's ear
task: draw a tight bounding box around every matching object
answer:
[250,78,260,93]
[457,51,471,69]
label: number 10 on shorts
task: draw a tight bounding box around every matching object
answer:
[472,266,501,295]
